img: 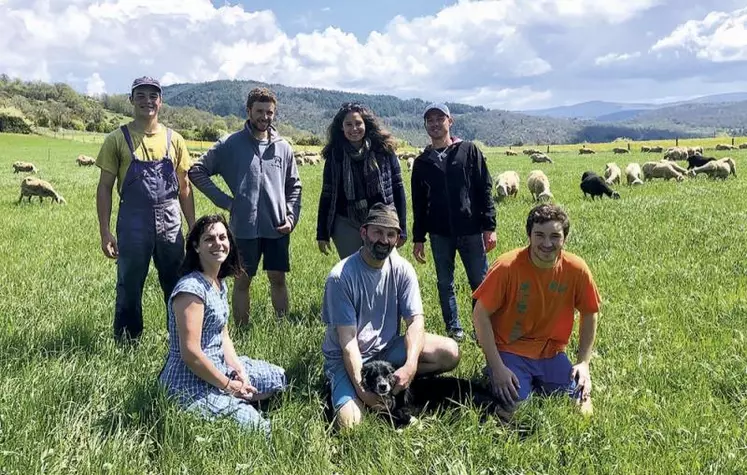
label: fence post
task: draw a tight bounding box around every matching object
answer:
[546,144,550,153]
[732,136,735,146]
[627,142,630,151]
[675,137,679,146]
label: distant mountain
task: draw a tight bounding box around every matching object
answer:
[522,93,747,121]
[522,100,658,120]
[159,79,745,145]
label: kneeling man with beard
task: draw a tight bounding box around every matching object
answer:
[321,203,461,429]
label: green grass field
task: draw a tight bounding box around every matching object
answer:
[0,133,745,474]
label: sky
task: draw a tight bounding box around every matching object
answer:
[1,0,747,111]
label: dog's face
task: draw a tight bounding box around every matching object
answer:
[361,360,397,397]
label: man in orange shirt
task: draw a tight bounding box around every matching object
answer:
[472,204,600,414]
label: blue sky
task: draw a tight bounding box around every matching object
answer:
[2,0,747,110]
[238,0,447,40]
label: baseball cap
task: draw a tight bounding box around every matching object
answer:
[423,102,450,119]
[363,203,401,232]
[131,76,162,94]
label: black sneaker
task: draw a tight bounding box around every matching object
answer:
[447,328,465,342]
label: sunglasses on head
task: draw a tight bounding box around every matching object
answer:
[339,102,367,112]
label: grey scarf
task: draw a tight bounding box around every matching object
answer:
[342,138,385,226]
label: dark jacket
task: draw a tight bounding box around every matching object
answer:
[316,148,407,241]
[411,140,495,242]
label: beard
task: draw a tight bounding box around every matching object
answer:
[365,238,394,261]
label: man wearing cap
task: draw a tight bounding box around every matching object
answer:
[189,87,302,325]
[411,103,496,342]
[321,203,461,429]
[96,76,195,342]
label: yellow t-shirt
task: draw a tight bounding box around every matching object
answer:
[95,124,191,194]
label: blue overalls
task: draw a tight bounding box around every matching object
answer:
[114,125,185,340]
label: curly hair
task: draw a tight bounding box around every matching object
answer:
[180,214,244,280]
[246,87,277,110]
[321,102,397,159]
[525,204,570,238]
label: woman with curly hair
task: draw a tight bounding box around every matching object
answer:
[316,102,407,259]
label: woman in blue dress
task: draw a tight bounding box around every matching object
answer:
[159,214,286,434]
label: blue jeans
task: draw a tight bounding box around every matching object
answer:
[430,233,488,332]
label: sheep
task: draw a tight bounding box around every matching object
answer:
[663,147,688,161]
[648,146,663,153]
[715,143,737,151]
[505,150,518,156]
[689,146,703,156]
[642,161,685,182]
[739,143,747,149]
[304,155,321,166]
[527,170,553,201]
[612,147,629,154]
[579,147,595,155]
[495,171,520,200]
[640,146,651,153]
[580,171,620,199]
[400,152,418,160]
[295,157,305,166]
[18,177,66,204]
[406,156,415,171]
[76,154,96,166]
[12,161,37,173]
[530,152,553,164]
[686,155,717,170]
[522,148,542,155]
[660,159,688,175]
[625,163,643,185]
[604,162,622,185]
[687,158,736,180]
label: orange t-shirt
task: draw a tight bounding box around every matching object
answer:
[472,247,601,359]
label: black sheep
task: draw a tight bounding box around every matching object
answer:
[580,171,620,199]
[686,154,717,170]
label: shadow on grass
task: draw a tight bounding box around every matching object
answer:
[3,319,104,367]
[96,378,167,454]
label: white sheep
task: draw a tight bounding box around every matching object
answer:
[624,163,643,186]
[505,150,518,156]
[687,157,736,179]
[659,159,688,175]
[495,171,520,200]
[76,154,96,166]
[604,162,622,185]
[642,161,685,182]
[663,147,688,161]
[13,161,37,173]
[406,156,415,171]
[530,153,553,164]
[527,170,553,201]
[19,177,66,204]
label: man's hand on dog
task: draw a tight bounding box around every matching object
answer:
[491,364,520,406]
[392,363,416,394]
[358,389,386,410]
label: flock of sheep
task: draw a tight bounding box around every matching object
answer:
[10,143,739,207]
[493,144,739,203]
[11,154,95,204]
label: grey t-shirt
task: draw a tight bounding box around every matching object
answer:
[321,249,423,363]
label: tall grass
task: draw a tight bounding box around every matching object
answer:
[0,134,745,474]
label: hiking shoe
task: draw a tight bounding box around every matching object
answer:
[447,328,465,342]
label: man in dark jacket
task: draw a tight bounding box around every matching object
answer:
[411,103,496,341]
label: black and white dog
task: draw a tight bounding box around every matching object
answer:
[360,359,512,427]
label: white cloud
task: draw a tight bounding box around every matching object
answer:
[85,72,106,96]
[0,0,738,111]
[595,51,642,66]
[651,7,747,62]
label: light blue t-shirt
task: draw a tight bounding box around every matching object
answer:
[321,249,423,363]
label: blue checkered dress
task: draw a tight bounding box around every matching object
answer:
[159,271,286,434]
